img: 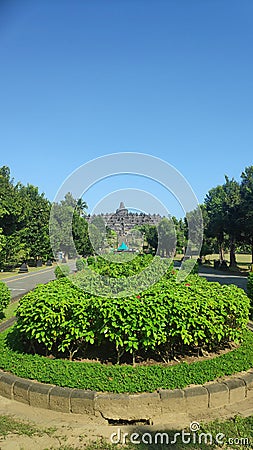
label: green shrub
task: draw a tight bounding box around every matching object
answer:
[0,327,253,393]
[54,265,70,279]
[76,258,85,271]
[87,256,95,266]
[16,279,93,359]
[248,272,253,300]
[180,258,199,274]
[0,282,11,314]
[15,271,250,364]
[74,255,173,297]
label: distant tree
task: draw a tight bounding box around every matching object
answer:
[50,192,92,258]
[240,166,253,263]
[204,185,227,261]
[222,176,241,267]
[17,184,52,263]
[173,217,187,254]
[157,217,176,257]
[184,206,203,257]
[135,224,158,253]
[75,198,88,217]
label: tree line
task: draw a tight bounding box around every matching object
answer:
[0,167,92,269]
[202,166,253,266]
[0,164,252,270]
[134,165,253,266]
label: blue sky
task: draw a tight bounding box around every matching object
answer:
[0,0,252,217]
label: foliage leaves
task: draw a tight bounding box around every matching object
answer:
[0,282,10,315]
[15,257,249,363]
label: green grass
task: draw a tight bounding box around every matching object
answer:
[0,300,19,324]
[0,327,253,393]
[0,264,55,280]
[204,253,251,263]
[0,414,56,437]
[204,253,252,270]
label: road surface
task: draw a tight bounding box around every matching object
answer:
[2,261,76,300]
[198,265,248,291]
[2,261,249,301]
[174,261,248,292]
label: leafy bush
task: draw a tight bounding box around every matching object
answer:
[54,265,70,279]
[87,256,95,266]
[87,253,154,277]
[15,272,250,363]
[76,258,85,271]
[74,255,173,297]
[0,327,253,393]
[0,282,11,314]
[16,279,93,359]
[180,258,198,274]
[248,272,253,301]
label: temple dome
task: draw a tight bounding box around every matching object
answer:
[116,201,128,215]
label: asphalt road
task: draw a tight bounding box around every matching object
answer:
[2,261,76,300]
[198,265,248,291]
[2,261,249,301]
[174,261,248,292]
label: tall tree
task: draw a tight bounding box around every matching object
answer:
[17,184,52,263]
[204,185,227,261]
[50,192,92,258]
[240,166,253,264]
[136,224,158,253]
[222,176,241,267]
[157,217,176,257]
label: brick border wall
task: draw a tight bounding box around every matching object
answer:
[1,369,253,424]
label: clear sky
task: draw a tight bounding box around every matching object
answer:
[0,0,252,217]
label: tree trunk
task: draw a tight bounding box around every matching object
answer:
[218,241,224,261]
[251,237,253,265]
[229,237,237,267]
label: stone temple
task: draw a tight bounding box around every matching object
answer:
[87,202,162,237]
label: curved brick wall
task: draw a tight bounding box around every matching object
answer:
[1,369,253,424]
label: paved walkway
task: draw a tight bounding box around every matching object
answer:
[0,390,253,449]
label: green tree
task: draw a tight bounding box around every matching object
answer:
[240,166,253,263]
[17,184,52,264]
[204,177,242,267]
[222,176,241,267]
[50,193,92,258]
[204,185,227,261]
[157,217,176,257]
[136,224,158,253]
[75,198,88,217]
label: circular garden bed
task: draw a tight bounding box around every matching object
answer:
[0,255,251,394]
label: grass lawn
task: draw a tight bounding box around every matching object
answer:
[204,254,252,273]
[174,253,252,272]
[0,300,19,324]
[0,414,56,438]
[0,264,56,280]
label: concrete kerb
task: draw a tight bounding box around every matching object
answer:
[0,368,252,424]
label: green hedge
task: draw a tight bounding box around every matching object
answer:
[54,265,70,279]
[248,272,253,300]
[15,274,250,363]
[76,258,85,271]
[0,327,253,393]
[0,282,10,315]
[180,258,199,274]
